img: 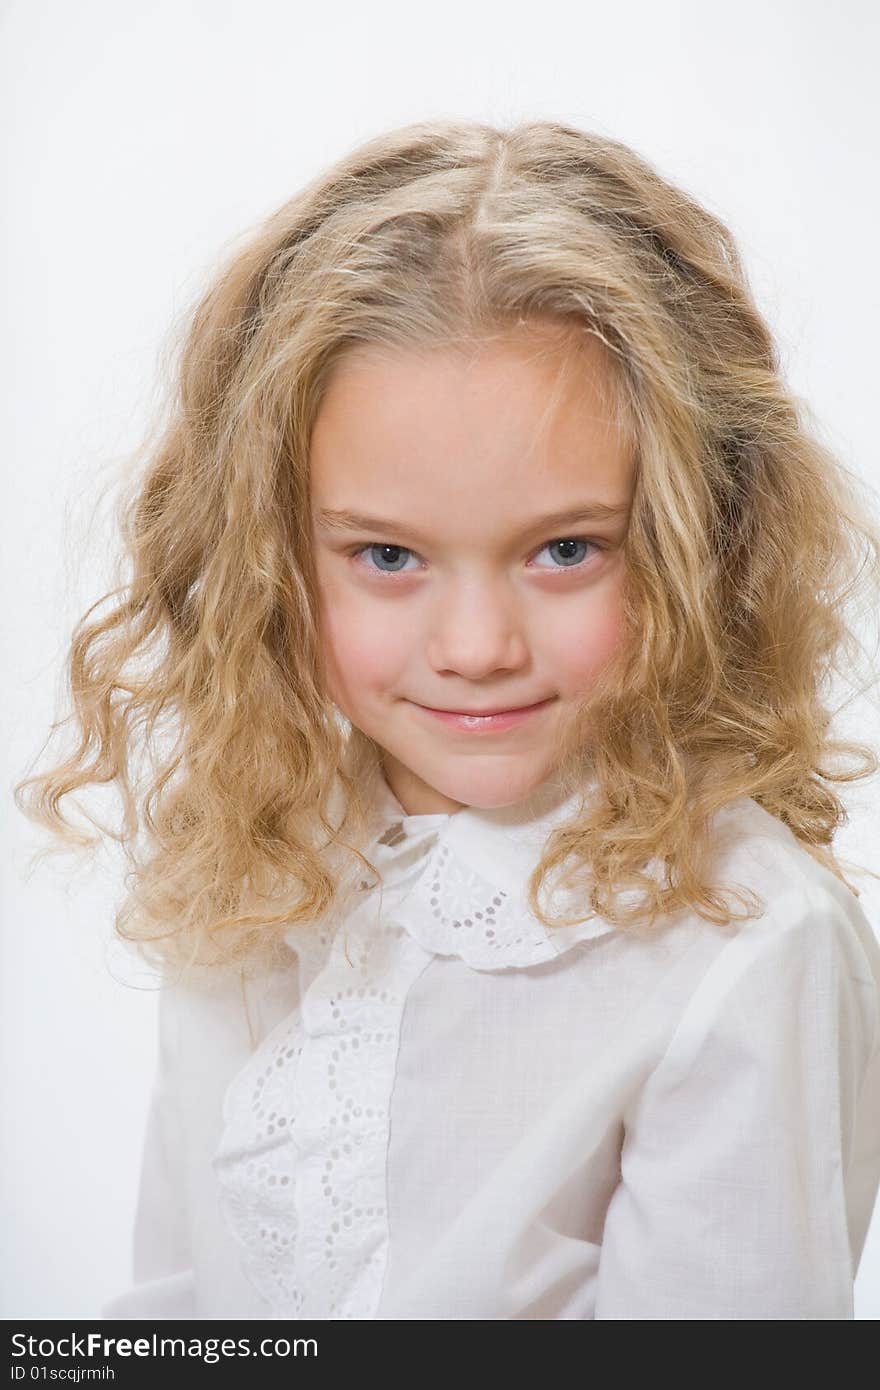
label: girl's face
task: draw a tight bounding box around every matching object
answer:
[309,326,633,815]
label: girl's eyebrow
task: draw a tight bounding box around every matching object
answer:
[314,502,630,547]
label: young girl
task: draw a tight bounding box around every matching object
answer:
[16,117,880,1320]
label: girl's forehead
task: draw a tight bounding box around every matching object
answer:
[309,439,633,560]
[322,321,620,400]
[310,333,633,501]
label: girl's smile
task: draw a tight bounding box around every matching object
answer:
[408,695,558,732]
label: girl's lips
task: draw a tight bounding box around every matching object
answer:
[410,697,555,733]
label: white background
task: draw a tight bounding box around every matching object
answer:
[3,0,880,1318]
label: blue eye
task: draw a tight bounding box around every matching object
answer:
[531,538,595,569]
[354,543,419,575]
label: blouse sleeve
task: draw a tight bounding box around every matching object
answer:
[594,882,880,1320]
[100,980,196,1320]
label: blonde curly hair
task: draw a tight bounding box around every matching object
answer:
[14,117,880,975]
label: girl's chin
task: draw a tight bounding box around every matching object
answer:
[411,764,554,811]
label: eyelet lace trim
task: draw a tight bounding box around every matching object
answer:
[212,894,433,1319]
[395,836,608,968]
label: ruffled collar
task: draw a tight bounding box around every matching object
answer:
[285,759,617,971]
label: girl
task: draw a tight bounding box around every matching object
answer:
[15,117,880,1320]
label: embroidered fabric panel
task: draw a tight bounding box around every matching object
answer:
[212,895,433,1318]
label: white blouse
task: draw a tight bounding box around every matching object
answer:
[100,762,880,1320]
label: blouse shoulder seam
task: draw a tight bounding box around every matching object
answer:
[623,877,856,1126]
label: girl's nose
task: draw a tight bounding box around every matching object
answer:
[425,582,530,678]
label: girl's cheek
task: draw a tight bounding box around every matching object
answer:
[319,593,410,699]
[550,592,626,693]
